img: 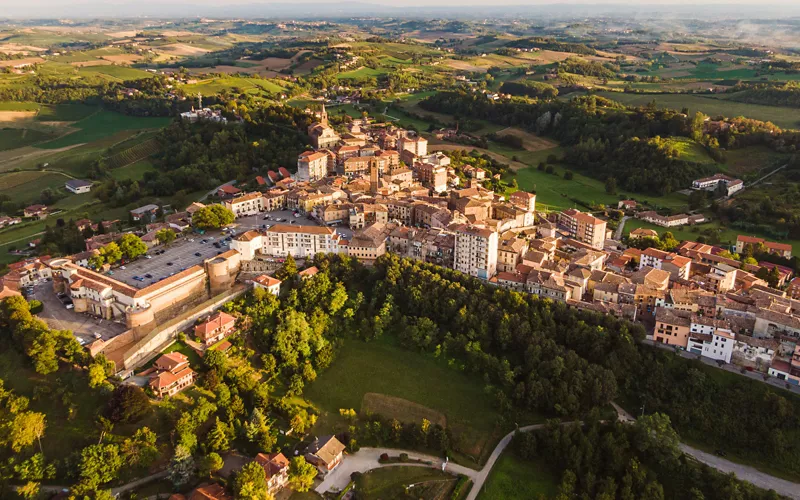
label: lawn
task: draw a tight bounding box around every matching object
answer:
[183,76,286,95]
[336,67,388,80]
[595,91,800,130]
[111,159,156,181]
[479,450,558,500]
[37,111,171,149]
[664,137,715,164]
[355,466,457,499]
[304,337,522,464]
[77,65,154,81]
[36,103,99,122]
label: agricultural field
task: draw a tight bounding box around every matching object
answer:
[0,127,56,150]
[110,159,156,181]
[0,170,70,203]
[77,65,154,81]
[595,91,800,130]
[182,76,287,96]
[479,450,558,500]
[38,110,171,149]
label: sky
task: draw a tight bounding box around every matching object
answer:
[3,0,800,18]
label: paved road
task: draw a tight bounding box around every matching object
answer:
[680,444,800,500]
[614,215,630,240]
[643,338,800,395]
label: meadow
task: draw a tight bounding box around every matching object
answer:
[479,450,558,500]
[38,110,171,149]
[182,76,286,95]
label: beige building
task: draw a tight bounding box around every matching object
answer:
[557,209,607,249]
[224,192,265,218]
[497,237,529,273]
[260,224,342,259]
[297,151,329,182]
[454,225,498,280]
[347,223,388,262]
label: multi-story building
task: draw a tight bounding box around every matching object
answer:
[260,225,342,259]
[557,209,606,249]
[224,192,265,218]
[349,203,388,229]
[149,352,195,398]
[253,274,282,296]
[194,310,237,346]
[414,163,448,193]
[735,235,792,259]
[347,223,388,262]
[255,453,290,494]
[654,308,692,347]
[453,225,498,280]
[497,237,528,273]
[687,328,734,363]
[297,151,329,182]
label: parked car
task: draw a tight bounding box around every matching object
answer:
[144,255,152,259]
[195,252,202,257]
[144,274,153,279]
[119,266,126,270]
[166,262,174,266]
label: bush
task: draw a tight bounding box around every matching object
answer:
[379,453,389,463]
[546,154,558,164]
[537,162,545,171]
[564,171,574,180]
[350,471,362,481]
[545,165,555,174]
[28,299,43,314]
[399,453,409,462]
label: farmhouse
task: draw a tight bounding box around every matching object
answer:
[149,352,195,398]
[305,435,345,473]
[24,204,48,219]
[65,179,93,194]
[129,204,159,222]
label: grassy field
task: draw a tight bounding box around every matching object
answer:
[0,170,69,203]
[38,111,171,149]
[183,76,286,95]
[479,450,558,500]
[595,91,800,130]
[336,67,389,80]
[77,65,154,81]
[355,466,457,499]
[0,127,56,150]
[111,159,156,181]
[664,137,715,164]
[36,103,99,122]
[305,337,524,462]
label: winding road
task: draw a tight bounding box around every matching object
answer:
[316,404,800,500]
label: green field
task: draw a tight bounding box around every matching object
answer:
[36,103,99,122]
[507,150,689,212]
[0,101,40,112]
[306,337,504,433]
[355,466,457,499]
[596,91,800,130]
[0,127,56,150]
[111,159,156,181]
[38,111,171,149]
[0,170,69,203]
[336,67,389,80]
[664,137,715,164]
[77,65,155,81]
[479,450,558,500]
[183,76,286,95]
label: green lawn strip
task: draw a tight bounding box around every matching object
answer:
[595,91,800,130]
[622,218,800,255]
[355,466,456,499]
[478,449,558,500]
[37,111,171,150]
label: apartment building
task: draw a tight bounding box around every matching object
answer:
[224,192,265,218]
[453,225,498,280]
[654,308,692,347]
[736,235,792,259]
[260,224,341,259]
[557,209,607,249]
[297,151,329,182]
[414,163,448,193]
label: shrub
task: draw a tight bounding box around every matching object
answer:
[564,171,574,180]
[537,162,545,171]
[546,154,558,164]
[379,453,389,462]
[545,165,555,174]
[399,453,409,462]
[28,299,43,314]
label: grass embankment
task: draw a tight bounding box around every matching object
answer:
[355,466,458,499]
[479,450,558,500]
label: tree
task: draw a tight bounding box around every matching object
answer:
[75,444,123,493]
[118,233,148,260]
[156,227,177,246]
[121,427,159,468]
[106,385,152,423]
[16,482,39,500]
[605,176,618,195]
[199,452,224,478]
[288,456,317,492]
[193,204,235,229]
[168,445,196,488]
[95,416,113,444]
[207,417,231,452]
[275,254,298,281]
[88,354,114,389]
[234,461,271,500]
[9,411,46,453]
[101,241,123,264]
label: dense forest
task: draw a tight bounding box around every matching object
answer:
[318,253,800,479]
[727,83,800,108]
[499,80,559,99]
[514,418,783,500]
[506,37,598,56]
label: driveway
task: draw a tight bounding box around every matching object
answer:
[315,447,476,495]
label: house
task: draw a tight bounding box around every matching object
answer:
[24,204,48,219]
[255,452,290,493]
[186,483,232,500]
[298,266,319,279]
[253,274,281,295]
[654,308,692,347]
[637,211,689,228]
[194,311,237,346]
[149,352,195,398]
[217,184,242,198]
[305,435,345,472]
[618,200,637,211]
[130,204,159,222]
[65,179,92,194]
[735,235,792,259]
[629,227,658,240]
[686,328,734,363]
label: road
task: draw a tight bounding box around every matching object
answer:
[748,163,787,188]
[614,215,630,240]
[680,444,800,500]
[643,338,800,395]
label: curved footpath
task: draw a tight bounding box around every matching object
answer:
[317,405,800,500]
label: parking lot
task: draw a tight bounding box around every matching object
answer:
[31,282,128,344]
[105,210,354,289]
[232,210,354,240]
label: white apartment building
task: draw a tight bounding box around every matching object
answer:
[687,329,734,363]
[297,151,329,182]
[262,225,341,259]
[224,192,265,218]
[453,225,498,280]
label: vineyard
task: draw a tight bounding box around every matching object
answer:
[105,138,161,169]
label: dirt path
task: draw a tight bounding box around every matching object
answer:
[429,143,529,171]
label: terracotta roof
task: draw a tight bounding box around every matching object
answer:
[299,266,319,277]
[267,224,334,236]
[254,274,281,287]
[255,452,289,479]
[150,365,194,390]
[235,230,261,242]
[195,311,236,339]
[218,185,241,195]
[189,483,231,500]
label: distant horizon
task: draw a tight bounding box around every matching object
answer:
[4,1,800,20]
